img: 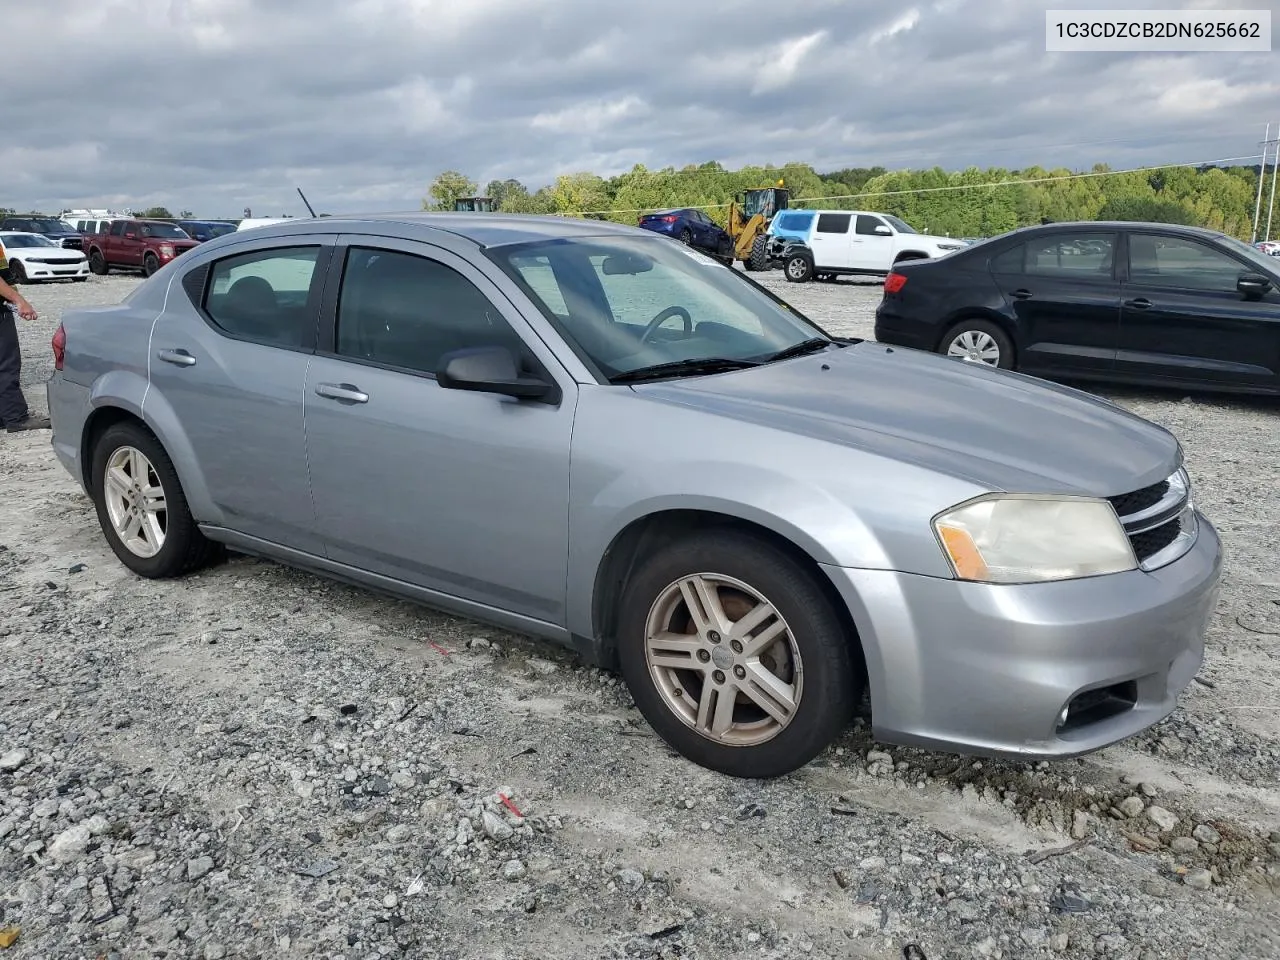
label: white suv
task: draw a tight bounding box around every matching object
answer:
[769,210,968,282]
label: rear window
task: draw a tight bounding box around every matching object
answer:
[773,211,814,232]
[816,213,852,234]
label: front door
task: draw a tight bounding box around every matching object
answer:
[988,230,1122,377]
[849,214,897,271]
[808,212,854,270]
[1115,231,1280,390]
[302,236,577,626]
[146,237,335,554]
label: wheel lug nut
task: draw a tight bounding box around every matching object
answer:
[708,631,721,644]
[730,640,743,653]
[712,670,726,684]
[733,665,746,679]
[697,650,711,663]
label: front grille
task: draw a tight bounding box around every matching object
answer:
[1107,480,1168,517]
[59,237,83,249]
[1109,468,1193,570]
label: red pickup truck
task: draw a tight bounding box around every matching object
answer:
[85,219,200,277]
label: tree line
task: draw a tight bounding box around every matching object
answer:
[425,160,1273,240]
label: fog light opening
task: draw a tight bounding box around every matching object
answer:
[1056,680,1138,734]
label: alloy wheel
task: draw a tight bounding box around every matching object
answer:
[643,572,803,747]
[103,446,168,558]
[947,329,1001,365]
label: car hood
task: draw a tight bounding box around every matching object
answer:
[7,247,84,258]
[633,342,1180,497]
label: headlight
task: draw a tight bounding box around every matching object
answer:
[933,495,1136,584]
[935,242,965,251]
[159,244,175,257]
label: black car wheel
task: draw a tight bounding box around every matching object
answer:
[143,253,160,277]
[784,254,813,283]
[7,260,26,283]
[939,319,1015,369]
[679,228,693,246]
[89,251,109,275]
[617,529,862,779]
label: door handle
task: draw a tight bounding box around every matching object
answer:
[315,382,369,403]
[157,348,196,366]
[1010,288,1033,300]
[1124,298,1152,309]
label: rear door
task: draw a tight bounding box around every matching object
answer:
[149,236,336,552]
[987,230,1121,377]
[808,212,853,269]
[1116,231,1280,389]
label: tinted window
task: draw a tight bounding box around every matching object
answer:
[990,243,1025,273]
[141,222,189,239]
[204,246,321,348]
[773,212,813,232]
[1128,234,1250,292]
[855,215,887,236]
[335,247,522,376]
[110,222,127,236]
[1024,233,1115,277]
[816,213,851,234]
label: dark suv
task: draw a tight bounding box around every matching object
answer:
[0,216,84,250]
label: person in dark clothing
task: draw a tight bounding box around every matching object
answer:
[0,254,50,432]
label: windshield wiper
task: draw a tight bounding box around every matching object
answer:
[609,357,761,384]
[761,337,833,363]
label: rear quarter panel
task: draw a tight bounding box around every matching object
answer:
[876,255,1010,350]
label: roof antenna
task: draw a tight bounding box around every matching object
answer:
[297,187,317,218]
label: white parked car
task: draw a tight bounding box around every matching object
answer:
[767,210,968,282]
[0,231,90,283]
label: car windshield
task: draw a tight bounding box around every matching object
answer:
[883,215,917,234]
[31,218,76,234]
[141,222,190,239]
[0,234,55,248]
[1217,233,1280,274]
[488,235,835,380]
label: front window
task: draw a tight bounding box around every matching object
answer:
[141,222,190,239]
[882,215,917,234]
[489,235,833,381]
[0,234,55,248]
[31,218,75,235]
[1217,233,1280,275]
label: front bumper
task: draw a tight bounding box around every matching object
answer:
[18,259,90,280]
[822,512,1223,759]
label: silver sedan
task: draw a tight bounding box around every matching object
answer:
[46,213,1222,778]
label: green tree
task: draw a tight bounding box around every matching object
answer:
[424,171,477,210]
[139,206,173,219]
[1097,196,1198,225]
[485,178,529,209]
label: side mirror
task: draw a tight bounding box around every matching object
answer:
[1238,273,1272,299]
[436,346,551,400]
[873,224,893,236]
[601,253,654,275]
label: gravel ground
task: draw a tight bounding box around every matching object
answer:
[2,272,1279,960]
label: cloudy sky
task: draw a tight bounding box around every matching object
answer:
[4,0,1276,218]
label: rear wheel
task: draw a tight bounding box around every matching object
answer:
[939,319,1015,370]
[90,421,222,578]
[617,530,862,778]
[89,250,109,275]
[746,235,769,271]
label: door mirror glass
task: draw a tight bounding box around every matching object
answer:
[873,224,893,236]
[437,345,551,399]
[1237,273,1272,299]
[601,252,654,275]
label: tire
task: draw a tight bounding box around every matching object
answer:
[678,228,693,246]
[89,250,109,275]
[616,530,862,779]
[784,253,813,283]
[938,318,1015,370]
[7,260,25,283]
[143,253,160,277]
[90,421,222,578]
[746,235,769,271]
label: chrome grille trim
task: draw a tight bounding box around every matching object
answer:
[1109,468,1195,571]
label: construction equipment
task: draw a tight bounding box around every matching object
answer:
[454,197,496,213]
[727,180,789,270]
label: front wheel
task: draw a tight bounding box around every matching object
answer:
[939,319,1015,370]
[617,530,862,778]
[784,254,813,283]
[8,260,26,283]
[90,421,222,578]
[143,253,160,277]
[89,251,109,275]
[746,235,769,271]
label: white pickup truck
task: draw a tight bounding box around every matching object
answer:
[766,209,969,283]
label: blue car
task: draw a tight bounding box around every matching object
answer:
[637,208,732,260]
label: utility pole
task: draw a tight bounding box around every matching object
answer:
[1252,123,1269,243]
[1267,127,1280,241]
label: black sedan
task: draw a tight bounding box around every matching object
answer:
[874,221,1280,395]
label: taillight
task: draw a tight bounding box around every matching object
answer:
[52,323,65,370]
[884,272,907,294]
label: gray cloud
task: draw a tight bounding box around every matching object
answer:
[2,0,1275,216]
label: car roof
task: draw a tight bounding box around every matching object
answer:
[992,221,1232,243]
[236,212,649,249]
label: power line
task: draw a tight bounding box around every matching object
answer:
[560,153,1268,217]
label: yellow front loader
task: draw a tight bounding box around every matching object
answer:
[727,181,790,271]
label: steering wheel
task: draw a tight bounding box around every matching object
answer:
[641,305,693,343]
